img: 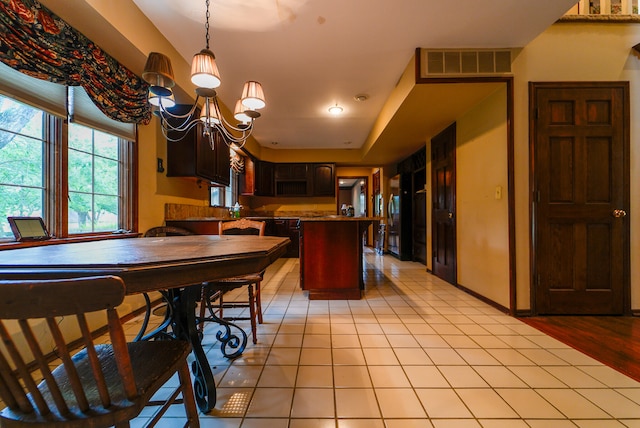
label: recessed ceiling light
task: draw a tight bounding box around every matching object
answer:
[328,104,343,115]
[354,94,369,102]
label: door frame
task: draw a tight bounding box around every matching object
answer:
[528,81,631,316]
[336,176,368,217]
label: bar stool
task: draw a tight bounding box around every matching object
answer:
[198,219,265,344]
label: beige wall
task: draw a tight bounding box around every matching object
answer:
[455,87,510,307]
[511,22,640,310]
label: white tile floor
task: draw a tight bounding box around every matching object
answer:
[126,251,640,428]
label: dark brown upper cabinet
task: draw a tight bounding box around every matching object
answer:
[240,159,334,197]
[165,104,230,186]
[311,163,335,196]
[254,160,275,196]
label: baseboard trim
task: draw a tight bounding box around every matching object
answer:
[455,283,510,315]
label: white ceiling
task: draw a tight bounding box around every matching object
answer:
[131,0,576,163]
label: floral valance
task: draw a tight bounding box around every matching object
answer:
[0,0,151,125]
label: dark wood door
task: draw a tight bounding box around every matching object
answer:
[431,123,457,285]
[532,82,629,315]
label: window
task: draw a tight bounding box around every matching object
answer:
[210,186,225,207]
[210,168,238,208]
[0,93,136,241]
[67,124,122,233]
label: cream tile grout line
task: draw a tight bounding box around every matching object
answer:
[118,252,640,427]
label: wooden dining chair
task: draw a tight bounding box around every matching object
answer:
[0,276,199,428]
[198,219,266,344]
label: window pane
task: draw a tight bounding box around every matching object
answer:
[0,96,43,139]
[94,195,119,231]
[68,148,93,192]
[68,191,92,233]
[0,95,45,234]
[68,123,93,152]
[94,156,118,195]
[210,187,224,207]
[68,193,118,233]
[94,130,118,159]
[0,185,44,238]
[0,132,43,187]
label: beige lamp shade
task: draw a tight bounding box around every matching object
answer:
[148,87,176,109]
[200,100,221,125]
[241,81,266,110]
[142,52,175,93]
[233,99,253,123]
[191,49,221,89]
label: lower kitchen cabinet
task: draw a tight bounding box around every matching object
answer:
[272,219,300,258]
[165,218,299,258]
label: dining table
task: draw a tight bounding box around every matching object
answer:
[0,234,290,413]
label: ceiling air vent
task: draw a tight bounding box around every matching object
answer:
[421,49,512,77]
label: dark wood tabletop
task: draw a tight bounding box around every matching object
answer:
[0,235,290,294]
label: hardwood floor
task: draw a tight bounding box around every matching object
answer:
[522,316,640,382]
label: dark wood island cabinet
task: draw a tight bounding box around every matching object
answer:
[299,217,376,300]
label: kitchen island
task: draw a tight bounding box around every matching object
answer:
[299,217,379,300]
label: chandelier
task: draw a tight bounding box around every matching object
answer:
[141,0,265,149]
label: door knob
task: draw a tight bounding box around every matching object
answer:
[612,209,627,218]
[448,212,453,219]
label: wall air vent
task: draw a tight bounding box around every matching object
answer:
[420,49,512,78]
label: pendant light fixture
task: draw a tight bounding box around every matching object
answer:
[141,0,265,149]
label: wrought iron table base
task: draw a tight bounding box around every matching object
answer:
[135,285,248,413]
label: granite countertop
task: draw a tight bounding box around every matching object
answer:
[173,216,301,221]
[169,215,381,222]
[298,216,381,222]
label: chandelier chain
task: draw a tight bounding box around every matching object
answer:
[205,0,210,50]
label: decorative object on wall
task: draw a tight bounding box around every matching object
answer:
[0,0,151,124]
[142,0,265,149]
